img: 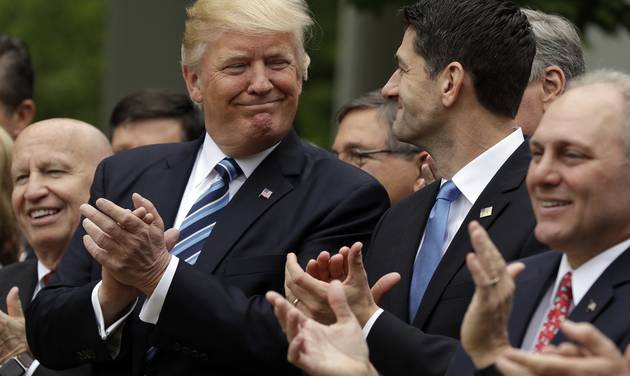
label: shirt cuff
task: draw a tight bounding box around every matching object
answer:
[362,308,384,338]
[139,256,179,324]
[91,281,138,340]
[25,360,39,376]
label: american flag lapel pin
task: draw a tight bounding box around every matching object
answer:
[259,188,273,199]
[479,206,493,218]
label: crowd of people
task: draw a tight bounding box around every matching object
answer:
[1,0,629,375]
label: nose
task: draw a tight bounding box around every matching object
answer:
[382,70,400,100]
[527,152,562,188]
[247,62,273,95]
[23,174,49,202]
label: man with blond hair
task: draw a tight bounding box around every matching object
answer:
[0,119,111,376]
[26,1,387,375]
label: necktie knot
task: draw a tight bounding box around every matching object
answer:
[437,180,461,202]
[215,158,243,184]
[43,270,56,287]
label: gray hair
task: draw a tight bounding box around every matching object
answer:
[181,0,313,80]
[523,8,585,83]
[568,69,630,162]
[336,90,422,159]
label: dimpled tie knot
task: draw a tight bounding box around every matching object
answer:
[535,271,573,352]
[170,158,242,265]
[408,180,461,322]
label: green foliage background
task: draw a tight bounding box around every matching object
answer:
[1,0,628,144]
[0,0,104,127]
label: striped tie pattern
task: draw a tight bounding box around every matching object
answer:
[170,158,242,265]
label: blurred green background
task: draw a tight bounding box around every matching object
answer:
[1,0,629,147]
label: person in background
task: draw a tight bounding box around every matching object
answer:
[0,34,35,140]
[109,88,204,153]
[333,90,428,205]
[0,118,111,376]
[0,127,20,266]
[515,8,585,136]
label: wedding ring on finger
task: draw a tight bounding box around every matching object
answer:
[487,276,500,287]
[292,298,300,306]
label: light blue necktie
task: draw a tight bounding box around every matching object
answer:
[408,180,461,322]
[170,158,242,265]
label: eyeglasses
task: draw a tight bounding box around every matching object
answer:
[337,148,405,167]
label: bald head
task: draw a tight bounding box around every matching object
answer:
[19,118,112,163]
[11,118,112,267]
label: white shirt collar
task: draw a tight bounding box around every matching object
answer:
[191,133,279,189]
[36,260,51,284]
[554,238,630,306]
[451,128,524,205]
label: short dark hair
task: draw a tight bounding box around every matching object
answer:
[0,34,34,113]
[336,90,422,159]
[110,89,204,141]
[402,0,536,118]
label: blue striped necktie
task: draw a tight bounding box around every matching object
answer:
[408,180,461,322]
[170,158,242,265]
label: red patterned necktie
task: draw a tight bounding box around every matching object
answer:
[534,271,573,352]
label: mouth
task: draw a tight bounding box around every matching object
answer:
[27,208,62,223]
[238,98,283,109]
[540,199,571,208]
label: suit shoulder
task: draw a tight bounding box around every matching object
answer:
[0,260,37,281]
[102,142,193,169]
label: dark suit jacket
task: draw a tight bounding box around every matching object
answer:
[0,261,91,376]
[25,131,388,376]
[364,141,547,376]
[446,248,630,375]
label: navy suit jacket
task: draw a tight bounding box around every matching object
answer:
[446,248,630,375]
[25,131,389,376]
[0,261,91,376]
[364,141,547,376]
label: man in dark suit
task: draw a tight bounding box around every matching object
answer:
[265,71,630,376]
[284,1,543,375]
[0,119,111,375]
[448,70,630,374]
[25,1,388,375]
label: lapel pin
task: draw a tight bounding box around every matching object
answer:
[480,206,493,218]
[587,300,597,312]
[259,188,273,199]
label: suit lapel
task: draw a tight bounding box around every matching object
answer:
[385,183,439,320]
[552,248,630,345]
[194,131,304,272]
[413,142,530,327]
[134,139,201,228]
[19,260,38,306]
[508,252,560,347]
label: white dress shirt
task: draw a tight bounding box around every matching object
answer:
[91,133,277,339]
[363,128,525,336]
[521,238,630,351]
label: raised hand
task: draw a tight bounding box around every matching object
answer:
[496,321,630,376]
[81,193,178,297]
[460,221,525,368]
[0,287,28,364]
[267,281,378,376]
[285,242,400,326]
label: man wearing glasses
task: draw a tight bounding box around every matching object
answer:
[333,90,428,205]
